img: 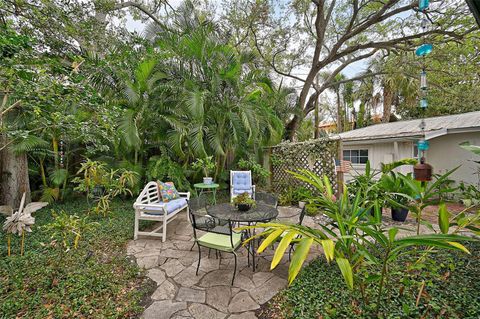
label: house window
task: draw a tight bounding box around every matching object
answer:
[413,144,419,159]
[343,149,369,164]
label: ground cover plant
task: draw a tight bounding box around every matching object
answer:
[0,200,152,318]
[259,241,480,319]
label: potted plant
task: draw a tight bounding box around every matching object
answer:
[381,172,412,222]
[292,187,313,208]
[191,156,216,184]
[232,192,256,211]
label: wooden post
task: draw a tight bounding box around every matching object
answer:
[336,139,344,197]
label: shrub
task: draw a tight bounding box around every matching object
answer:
[146,155,191,191]
[264,242,480,319]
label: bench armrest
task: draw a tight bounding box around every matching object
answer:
[178,192,191,200]
[133,202,167,209]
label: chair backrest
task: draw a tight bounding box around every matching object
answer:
[256,192,278,208]
[188,194,208,213]
[136,181,161,205]
[230,171,252,190]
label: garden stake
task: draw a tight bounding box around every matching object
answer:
[7,234,11,256]
[21,231,25,256]
[416,280,426,307]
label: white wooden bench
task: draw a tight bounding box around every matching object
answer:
[133,181,190,242]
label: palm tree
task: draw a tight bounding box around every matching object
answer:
[151,17,283,174]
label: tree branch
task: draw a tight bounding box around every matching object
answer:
[251,27,306,83]
[113,1,173,32]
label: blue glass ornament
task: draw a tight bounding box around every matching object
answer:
[415,44,433,57]
[420,98,428,109]
[419,0,430,11]
[418,140,429,151]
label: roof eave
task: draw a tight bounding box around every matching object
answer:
[340,126,480,144]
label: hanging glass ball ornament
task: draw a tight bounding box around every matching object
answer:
[420,98,428,109]
[418,0,430,11]
[417,139,429,151]
[415,44,433,57]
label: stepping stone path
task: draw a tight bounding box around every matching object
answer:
[127,206,317,319]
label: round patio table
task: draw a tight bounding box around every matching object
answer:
[194,182,220,205]
[207,202,279,271]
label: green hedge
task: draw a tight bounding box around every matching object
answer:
[263,242,480,319]
[0,200,151,318]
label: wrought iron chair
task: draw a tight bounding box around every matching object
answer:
[255,192,278,208]
[288,205,307,260]
[189,208,242,285]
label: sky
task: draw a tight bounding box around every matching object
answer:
[121,1,367,79]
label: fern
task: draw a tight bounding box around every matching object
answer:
[10,135,49,155]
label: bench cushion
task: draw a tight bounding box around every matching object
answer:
[141,198,188,215]
[232,189,253,195]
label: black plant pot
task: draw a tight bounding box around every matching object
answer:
[237,204,251,212]
[391,207,409,222]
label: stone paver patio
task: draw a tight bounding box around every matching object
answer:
[128,206,434,319]
[127,206,323,319]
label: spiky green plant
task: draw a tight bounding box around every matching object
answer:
[240,169,476,314]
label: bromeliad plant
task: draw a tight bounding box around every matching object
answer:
[241,169,476,314]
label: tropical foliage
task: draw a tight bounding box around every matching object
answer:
[243,168,478,314]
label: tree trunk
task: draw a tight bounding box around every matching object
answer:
[285,114,300,141]
[382,84,394,123]
[336,89,343,133]
[0,136,31,208]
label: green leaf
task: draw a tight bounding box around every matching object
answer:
[257,229,283,253]
[271,231,297,269]
[447,241,470,254]
[288,237,313,284]
[320,239,335,262]
[336,258,354,290]
[460,142,480,155]
[388,228,398,243]
[438,203,450,234]
[50,169,68,187]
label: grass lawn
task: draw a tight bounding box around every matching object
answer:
[0,199,153,318]
[258,242,480,319]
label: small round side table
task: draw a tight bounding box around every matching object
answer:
[193,182,220,205]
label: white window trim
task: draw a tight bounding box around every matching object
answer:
[343,147,370,166]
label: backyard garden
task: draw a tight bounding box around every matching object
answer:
[1,0,480,318]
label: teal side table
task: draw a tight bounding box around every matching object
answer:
[193,183,220,204]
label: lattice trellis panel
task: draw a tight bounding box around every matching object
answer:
[270,138,339,194]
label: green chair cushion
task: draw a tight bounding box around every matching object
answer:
[198,232,242,252]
